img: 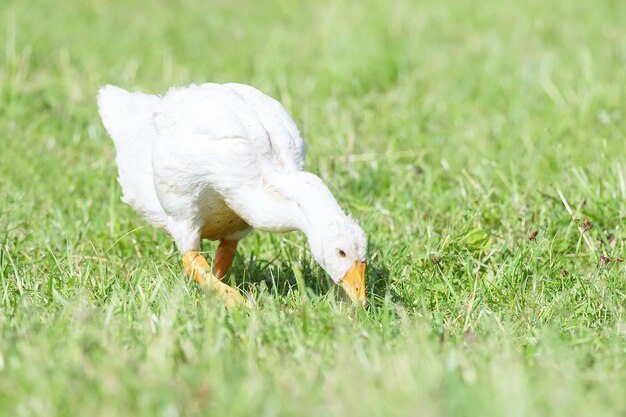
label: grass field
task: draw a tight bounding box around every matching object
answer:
[1,0,625,415]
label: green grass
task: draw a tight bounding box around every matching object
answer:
[1,0,625,415]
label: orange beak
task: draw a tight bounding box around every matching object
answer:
[339,261,367,307]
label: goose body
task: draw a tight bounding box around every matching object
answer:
[98,83,367,306]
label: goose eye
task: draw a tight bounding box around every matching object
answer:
[338,249,347,258]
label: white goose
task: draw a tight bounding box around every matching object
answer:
[97,83,367,307]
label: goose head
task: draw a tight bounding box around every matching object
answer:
[258,171,369,306]
[307,216,368,306]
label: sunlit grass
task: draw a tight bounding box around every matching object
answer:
[0,0,625,415]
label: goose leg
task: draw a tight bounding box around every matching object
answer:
[213,239,239,279]
[183,251,246,308]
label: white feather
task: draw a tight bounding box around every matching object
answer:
[97,85,166,227]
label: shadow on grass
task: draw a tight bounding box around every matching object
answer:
[225,252,391,307]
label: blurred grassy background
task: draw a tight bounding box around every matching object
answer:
[1,0,625,416]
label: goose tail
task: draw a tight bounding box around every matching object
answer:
[97,85,166,227]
